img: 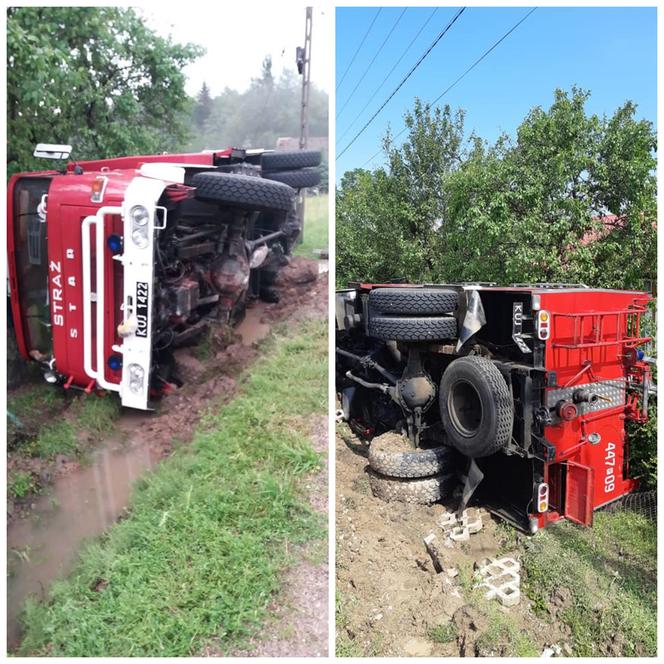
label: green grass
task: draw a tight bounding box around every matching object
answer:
[335,590,364,657]
[522,510,656,656]
[8,383,65,443]
[26,421,78,458]
[75,395,120,436]
[428,623,457,644]
[15,393,119,461]
[295,194,328,259]
[9,471,37,499]
[472,597,539,657]
[18,317,328,657]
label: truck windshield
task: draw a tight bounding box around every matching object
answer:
[12,177,52,355]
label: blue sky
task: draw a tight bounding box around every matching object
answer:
[335,6,657,177]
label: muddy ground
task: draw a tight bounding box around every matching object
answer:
[7,257,328,653]
[8,257,327,518]
[335,427,569,657]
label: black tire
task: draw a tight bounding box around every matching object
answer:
[192,172,295,212]
[439,356,514,458]
[261,150,321,171]
[263,168,321,189]
[368,432,458,478]
[368,315,457,342]
[367,468,456,504]
[369,287,459,316]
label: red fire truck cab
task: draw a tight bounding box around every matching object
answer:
[336,283,655,531]
[8,144,321,410]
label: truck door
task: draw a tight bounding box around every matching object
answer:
[564,462,594,526]
[7,175,54,359]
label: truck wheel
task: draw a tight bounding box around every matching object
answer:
[262,168,321,189]
[192,172,295,212]
[439,356,513,458]
[261,149,321,171]
[367,469,456,504]
[369,287,459,315]
[367,315,457,342]
[368,431,458,478]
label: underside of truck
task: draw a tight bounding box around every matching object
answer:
[336,283,654,532]
[8,148,323,409]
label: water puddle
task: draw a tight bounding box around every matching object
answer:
[237,302,271,346]
[7,433,159,650]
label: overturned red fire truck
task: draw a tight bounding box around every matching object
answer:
[8,144,321,410]
[336,283,655,531]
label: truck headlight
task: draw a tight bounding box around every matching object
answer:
[132,227,149,248]
[128,363,145,392]
[130,205,150,226]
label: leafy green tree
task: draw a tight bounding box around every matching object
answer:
[337,101,465,284]
[336,88,656,291]
[7,7,203,175]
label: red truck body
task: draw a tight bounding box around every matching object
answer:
[337,283,653,531]
[8,147,313,410]
[535,288,651,527]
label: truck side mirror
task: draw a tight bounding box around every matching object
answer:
[33,143,72,160]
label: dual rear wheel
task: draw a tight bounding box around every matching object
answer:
[366,432,458,504]
[363,288,514,503]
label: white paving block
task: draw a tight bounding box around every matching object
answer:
[437,510,458,531]
[474,556,521,607]
[461,514,483,534]
[449,525,470,542]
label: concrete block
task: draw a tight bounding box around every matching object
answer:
[449,526,470,542]
[437,510,458,531]
[474,556,521,607]
[461,514,483,534]
[422,533,444,573]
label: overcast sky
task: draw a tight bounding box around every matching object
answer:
[140,4,331,97]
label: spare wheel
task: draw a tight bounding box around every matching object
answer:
[439,356,513,458]
[367,469,456,504]
[368,431,459,478]
[368,287,459,316]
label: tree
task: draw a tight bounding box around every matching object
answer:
[193,82,213,130]
[337,100,466,285]
[336,88,656,291]
[185,63,328,152]
[7,7,203,175]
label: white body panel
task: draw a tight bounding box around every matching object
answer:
[117,176,170,409]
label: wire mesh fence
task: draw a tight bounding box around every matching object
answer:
[600,490,657,522]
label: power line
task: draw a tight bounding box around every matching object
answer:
[337,8,382,92]
[359,7,538,169]
[336,7,440,146]
[337,7,466,160]
[336,8,408,120]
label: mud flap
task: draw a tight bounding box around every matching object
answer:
[565,462,594,526]
[456,457,484,516]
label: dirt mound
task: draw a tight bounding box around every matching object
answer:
[276,255,320,287]
[335,426,562,657]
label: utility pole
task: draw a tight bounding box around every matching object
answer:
[296,7,313,235]
[298,7,313,150]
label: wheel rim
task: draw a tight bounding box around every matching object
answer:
[448,380,483,437]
